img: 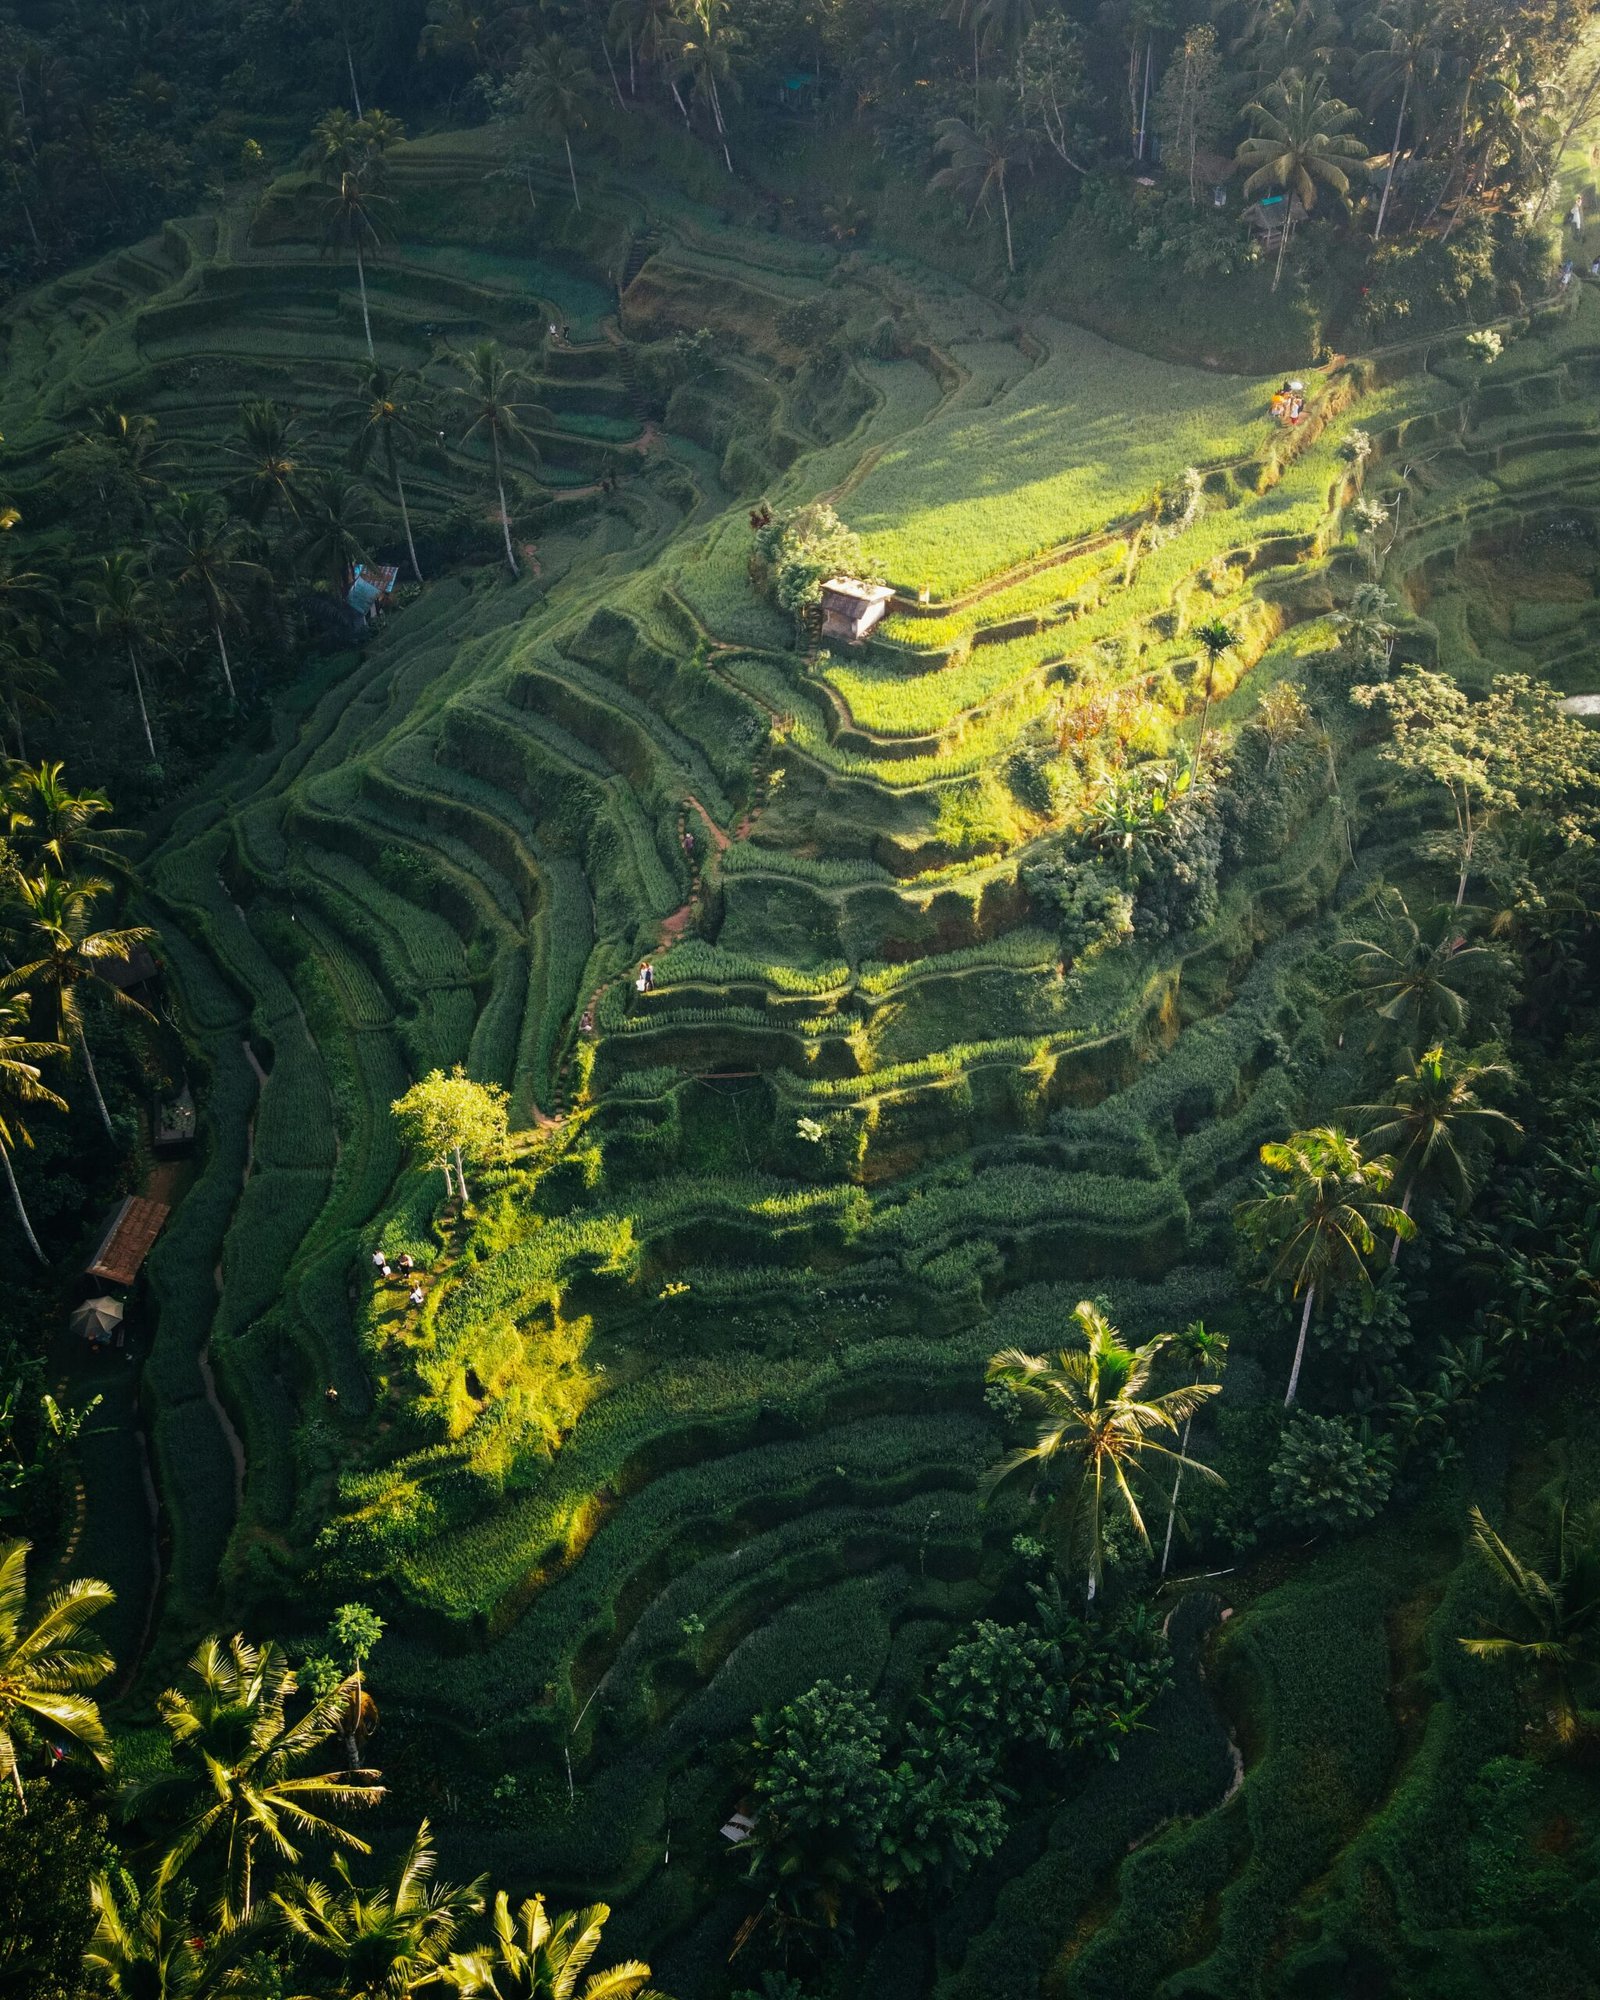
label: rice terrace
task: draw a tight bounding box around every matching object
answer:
[5,5,1600,1998]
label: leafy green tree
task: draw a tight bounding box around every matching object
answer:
[1462,1500,1600,1745]
[451,343,548,576]
[275,1819,485,1999]
[1252,680,1311,772]
[930,85,1039,271]
[1159,1320,1228,1573]
[1269,1411,1396,1529]
[1236,1126,1414,1404]
[1332,580,1397,673]
[1,1783,112,1994]
[326,1601,384,1765]
[751,502,877,624]
[983,1300,1222,1599]
[140,1634,383,1930]
[1190,618,1235,777]
[229,400,308,537]
[0,992,67,1262]
[1237,68,1369,287]
[1358,0,1445,237]
[81,552,167,764]
[507,36,596,211]
[0,1538,113,1803]
[84,1871,215,2000]
[1338,890,1503,1052]
[1345,1043,1520,1256]
[1153,23,1229,201]
[156,491,262,705]
[670,0,743,171]
[390,1065,510,1206]
[446,1887,665,1999]
[298,473,374,602]
[340,365,428,583]
[3,870,153,1141]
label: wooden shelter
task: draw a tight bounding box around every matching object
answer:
[85,1196,169,1287]
[819,577,893,645]
[1243,194,1307,247]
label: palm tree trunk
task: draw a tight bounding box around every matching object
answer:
[669,76,691,124]
[77,1022,113,1140]
[563,134,582,210]
[453,1142,468,1206]
[1137,37,1153,160]
[212,617,237,703]
[1374,75,1410,240]
[999,171,1015,271]
[126,642,156,762]
[1390,1179,1414,1265]
[1194,664,1215,775]
[1272,209,1292,292]
[385,433,422,583]
[354,240,375,359]
[601,37,627,110]
[490,431,518,575]
[344,29,364,117]
[1,1137,45,1263]
[1455,786,1473,909]
[1160,1412,1194,1574]
[1284,1283,1316,1406]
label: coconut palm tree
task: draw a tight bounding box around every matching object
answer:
[512,36,597,210]
[670,0,743,169]
[340,365,428,583]
[607,0,676,94]
[2,761,120,875]
[446,1888,666,2000]
[139,1634,383,1931]
[1236,1126,1414,1405]
[930,85,1039,271]
[1461,1500,1600,1745]
[228,399,307,536]
[2,871,154,1141]
[0,1538,114,1803]
[1159,1320,1229,1575]
[1345,1043,1520,1258]
[321,163,393,361]
[983,1301,1222,1601]
[274,1820,485,1999]
[298,474,375,603]
[1190,618,1236,777]
[451,343,548,576]
[85,1873,216,2000]
[155,491,262,705]
[81,552,167,765]
[1237,68,1369,288]
[1333,580,1398,672]
[1338,890,1502,1052]
[1357,0,1446,238]
[0,994,66,1263]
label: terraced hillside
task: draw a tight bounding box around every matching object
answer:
[15,119,1600,1994]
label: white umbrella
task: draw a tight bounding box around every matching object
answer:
[70,1297,124,1342]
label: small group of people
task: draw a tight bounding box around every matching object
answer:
[635,961,656,994]
[1269,378,1306,425]
[371,1246,425,1307]
[547,319,573,345]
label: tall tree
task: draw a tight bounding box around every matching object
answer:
[670,0,744,169]
[321,163,393,361]
[155,491,261,705]
[0,1539,113,1803]
[451,344,547,576]
[2,871,153,1141]
[1190,618,1236,777]
[1159,1320,1228,1574]
[1338,890,1503,1053]
[138,1635,383,1931]
[446,1888,665,2000]
[390,1065,509,1206]
[1358,0,1445,238]
[298,474,375,603]
[1153,22,1227,201]
[0,995,67,1262]
[930,85,1039,271]
[2,761,119,875]
[1237,68,1369,288]
[228,399,307,537]
[1461,1500,1600,1746]
[81,552,166,764]
[508,36,597,211]
[982,1300,1221,1600]
[340,365,428,584]
[1236,1126,1414,1405]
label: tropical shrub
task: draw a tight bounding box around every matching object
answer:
[1268,1412,1396,1530]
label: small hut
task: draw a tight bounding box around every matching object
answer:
[85,1196,169,1288]
[1243,193,1307,247]
[819,577,893,646]
[347,562,400,627]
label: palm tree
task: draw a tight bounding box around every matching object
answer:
[930,85,1038,271]
[156,491,262,705]
[274,1820,485,1998]
[228,399,307,535]
[1333,580,1397,672]
[85,1874,215,2000]
[1190,618,1236,777]
[322,164,393,361]
[607,0,676,94]
[87,407,168,526]
[140,1634,383,1931]
[2,761,119,875]
[1338,891,1502,1052]
[3,871,154,1141]
[452,343,548,575]
[1237,69,1369,289]
[447,1888,665,2000]
[1358,0,1445,238]
[298,474,375,603]
[82,552,166,764]
[340,366,427,583]
[1345,1043,1519,1259]
[1253,680,1311,772]
[1235,1126,1414,1405]
[513,36,596,211]
[1461,1501,1600,1745]
[982,1300,1222,1601]
[1159,1320,1229,1575]
[670,0,743,169]
[0,994,66,1262]
[0,1538,114,1804]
